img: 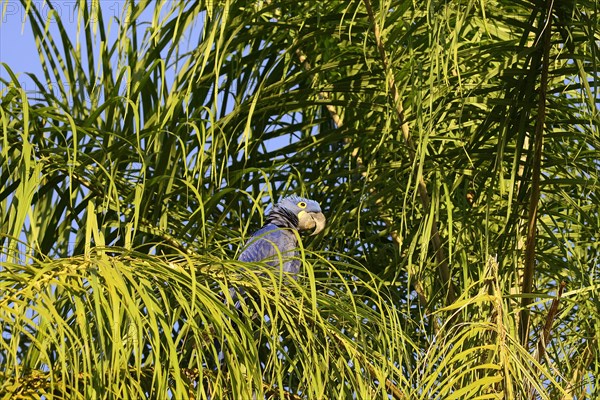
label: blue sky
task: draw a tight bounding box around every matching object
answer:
[0,0,43,89]
[0,1,145,93]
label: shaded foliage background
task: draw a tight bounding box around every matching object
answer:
[1,0,598,398]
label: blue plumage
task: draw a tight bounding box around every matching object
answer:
[221,196,325,362]
[238,195,326,275]
[239,224,300,273]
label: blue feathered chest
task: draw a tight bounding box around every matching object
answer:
[238,224,301,274]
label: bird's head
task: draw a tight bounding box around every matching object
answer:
[269,195,326,235]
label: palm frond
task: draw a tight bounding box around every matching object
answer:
[1,0,598,397]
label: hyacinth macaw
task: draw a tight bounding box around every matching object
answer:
[238,195,326,274]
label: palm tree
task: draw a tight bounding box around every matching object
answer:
[1,0,598,398]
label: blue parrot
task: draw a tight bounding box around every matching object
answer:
[218,197,325,366]
[237,195,326,274]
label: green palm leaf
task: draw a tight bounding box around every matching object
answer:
[1,0,598,397]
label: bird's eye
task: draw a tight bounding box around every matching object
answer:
[297,201,307,208]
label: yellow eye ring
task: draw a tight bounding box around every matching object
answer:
[297,201,307,208]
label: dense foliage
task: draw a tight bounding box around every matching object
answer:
[1,0,598,398]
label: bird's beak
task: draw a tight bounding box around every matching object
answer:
[309,212,326,236]
[298,211,327,235]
